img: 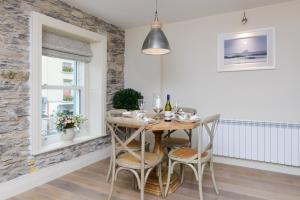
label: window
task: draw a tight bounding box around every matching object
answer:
[31,12,107,155]
[41,56,84,137]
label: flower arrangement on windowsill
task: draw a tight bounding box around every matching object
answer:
[55,112,87,142]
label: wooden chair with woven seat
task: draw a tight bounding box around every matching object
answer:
[106,109,149,182]
[165,114,221,200]
[107,109,127,117]
[163,107,197,149]
[106,116,164,200]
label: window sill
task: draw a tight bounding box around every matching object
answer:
[61,71,73,74]
[37,134,104,155]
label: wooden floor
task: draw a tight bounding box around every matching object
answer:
[10,158,300,200]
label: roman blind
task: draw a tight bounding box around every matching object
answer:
[42,31,93,63]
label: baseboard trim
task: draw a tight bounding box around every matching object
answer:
[0,146,111,200]
[214,156,300,176]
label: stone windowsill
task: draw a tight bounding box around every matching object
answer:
[37,134,103,155]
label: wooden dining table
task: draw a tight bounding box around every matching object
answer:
[124,118,201,196]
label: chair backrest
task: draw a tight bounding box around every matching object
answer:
[164,107,197,139]
[106,110,130,140]
[198,114,220,154]
[106,116,152,166]
[107,109,127,117]
[179,107,197,115]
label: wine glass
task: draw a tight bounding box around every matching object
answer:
[172,100,179,114]
[152,94,163,119]
[138,99,145,112]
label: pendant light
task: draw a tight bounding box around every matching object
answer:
[142,0,171,55]
[241,11,248,25]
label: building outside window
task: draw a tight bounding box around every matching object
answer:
[63,78,74,101]
[62,62,74,73]
[41,56,84,136]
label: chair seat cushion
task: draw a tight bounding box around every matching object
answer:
[163,137,189,147]
[116,140,150,151]
[169,148,208,160]
[116,140,147,151]
[116,151,161,169]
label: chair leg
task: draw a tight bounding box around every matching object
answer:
[180,163,185,184]
[133,174,138,190]
[209,161,219,195]
[140,170,145,200]
[188,130,192,147]
[167,147,171,153]
[140,183,144,200]
[107,160,115,200]
[146,143,150,152]
[158,164,164,198]
[106,154,112,182]
[197,163,204,200]
[164,158,172,197]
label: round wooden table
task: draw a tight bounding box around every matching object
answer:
[143,120,200,196]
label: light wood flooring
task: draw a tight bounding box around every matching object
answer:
[9,158,300,200]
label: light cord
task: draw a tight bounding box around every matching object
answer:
[154,0,159,21]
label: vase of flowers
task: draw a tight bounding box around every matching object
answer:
[62,128,76,142]
[55,112,86,142]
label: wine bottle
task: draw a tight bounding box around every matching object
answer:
[164,94,172,122]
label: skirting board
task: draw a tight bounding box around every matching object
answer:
[214,156,300,176]
[0,146,111,200]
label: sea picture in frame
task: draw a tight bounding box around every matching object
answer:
[218,27,275,72]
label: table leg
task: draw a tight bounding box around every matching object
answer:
[144,130,181,196]
[152,130,165,158]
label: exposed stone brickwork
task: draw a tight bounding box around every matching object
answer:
[0,0,124,182]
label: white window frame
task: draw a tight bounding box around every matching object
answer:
[30,12,107,155]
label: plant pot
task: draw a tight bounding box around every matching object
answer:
[61,128,76,142]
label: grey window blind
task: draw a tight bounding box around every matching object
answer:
[42,31,93,63]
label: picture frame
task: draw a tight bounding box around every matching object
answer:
[217,27,275,72]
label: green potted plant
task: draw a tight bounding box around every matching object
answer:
[55,112,87,142]
[112,88,143,110]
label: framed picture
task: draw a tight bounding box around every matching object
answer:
[218,27,275,72]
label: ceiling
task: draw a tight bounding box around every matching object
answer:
[61,0,292,29]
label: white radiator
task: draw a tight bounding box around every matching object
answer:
[210,119,300,167]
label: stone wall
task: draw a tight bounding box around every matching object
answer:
[0,0,124,183]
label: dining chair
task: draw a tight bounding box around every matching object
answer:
[164,114,220,200]
[106,109,149,182]
[107,109,127,117]
[163,107,197,149]
[106,109,128,141]
[106,116,164,200]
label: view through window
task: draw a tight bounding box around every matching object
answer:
[41,56,84,137]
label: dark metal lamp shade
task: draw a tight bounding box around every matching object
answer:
[142,21,171,55]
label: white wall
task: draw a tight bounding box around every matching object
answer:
[125,0,300,122]
[125,26,162,111]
